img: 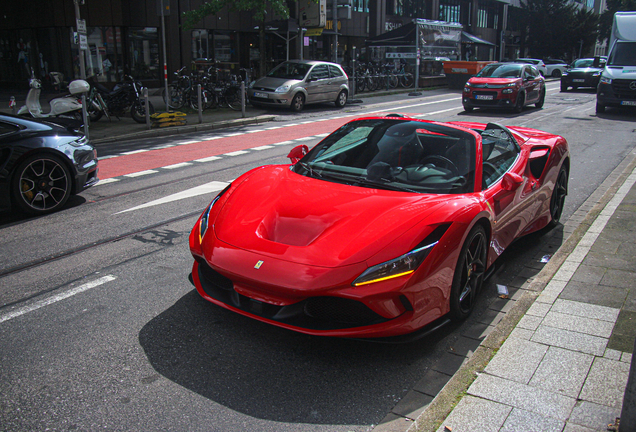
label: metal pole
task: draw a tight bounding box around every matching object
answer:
[73,0,89,140]
[241,81,246,118]
[351,46,356,98]
[161,7,169,112]
[145,87,151,129]
[333,0,338,63]
[197,84,202,123]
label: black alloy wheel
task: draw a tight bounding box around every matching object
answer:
[535,87,546,109]
[513,92,525,113]
[12,154,72,215]
[548,165,568,228]
[449,224,488,320]
[131,100,155,123]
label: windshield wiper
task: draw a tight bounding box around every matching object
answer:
[297,162,322,178]
[353,176,418,193]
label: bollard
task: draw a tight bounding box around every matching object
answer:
[9,96,16,115]
[197,84,202,124]
[144,88,150,130]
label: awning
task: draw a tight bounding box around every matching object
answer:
[366,22,417,47]
[461,31,495,46]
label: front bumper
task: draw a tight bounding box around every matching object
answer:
[597,81,636,108]
[463,91,519,110]
[248,89,293,107]
[561,75,600,89]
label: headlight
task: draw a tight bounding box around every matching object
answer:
[600,76,612,85]
[199,185,231,242]
[593,71,601,77]
[561,72,568,76]
[352,224,450,287]
[275,85,291,93]
[248,80,256,88]
[502,88,514,94]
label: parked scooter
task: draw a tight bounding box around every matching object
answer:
[17,76,89,120]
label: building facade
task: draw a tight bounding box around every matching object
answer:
[0,0,513,89]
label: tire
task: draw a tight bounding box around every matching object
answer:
[400,73,414,88]
[561,83,567,92]
[387,74,399,89]
[548,165,568,228]
[596,101,606,114]
[11,154,72,215]
[513,92,525,113]
[535,88,546,109]
[463,105,474,112]
[225,87,243,111]
[131,100,155,123]
[335,90,347,108]
[162,86,185,110]
[552,69,562,78]
[449,224,488,321]
[290,93,305,112]
[88,107,103,122]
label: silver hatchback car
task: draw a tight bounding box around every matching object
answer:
[248,60,349,112]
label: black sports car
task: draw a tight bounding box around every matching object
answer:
[560,57,606,92]
[0,114,99,215]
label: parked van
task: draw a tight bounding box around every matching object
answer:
[596,11,636,113]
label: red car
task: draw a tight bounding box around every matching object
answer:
[189,115,569,339]
[463,63,546,113]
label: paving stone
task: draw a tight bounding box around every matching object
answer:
[528,346,593,398]
[374,413,414,432]
[569,264,606,285]
[608,310,636,353]
[485,337,548,384]
[446,335,482,357]
[604,348,622,361]
[468,373,577,421]
[526,302,552,318]
[391,390,433,420]
[579,357,630,408]
[562,424,595,432]
[488,297,516,314]
[413,369,452,397]
[432,352,467,376]
[517,314,542,331]
[436,395,512,432]
[500,408,564,432]
[600,268,636,289]
[608,333,636,354]
[582,253,636,273]
[559,281,628,309]
[476,308,506,327]
[624,288,636,313]
[531,325,608,356]
[568,400,621,430]
[541,310,615,338]
[550,299,620,322]
[461,322,496,341]
[509,327,534,340]
[587,237,620,255]
[622,352,633,363]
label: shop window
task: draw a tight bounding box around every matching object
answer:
[127,27,159,80]
[192,30,213,60]
[84,27,123,82]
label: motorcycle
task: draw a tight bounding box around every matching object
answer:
[17,77,88,120]
[88,75,154,124]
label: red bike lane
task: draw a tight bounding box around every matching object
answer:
[97,116,354,179]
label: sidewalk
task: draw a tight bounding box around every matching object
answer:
[408,154,636,432]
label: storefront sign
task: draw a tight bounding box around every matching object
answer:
[386,53,416,59]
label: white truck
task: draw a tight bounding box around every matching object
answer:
[596,11,636,113]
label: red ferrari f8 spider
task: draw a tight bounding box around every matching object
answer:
[189,115,570,338]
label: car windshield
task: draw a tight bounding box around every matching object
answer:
[476,64,522,78]
[267,62,312,80]
[571,59,598,68]
[608,42,636,67]
[292,119,476,194]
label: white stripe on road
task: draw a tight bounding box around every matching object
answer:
[163,162,193,170]
[124,170,159,178]
[116,180,229,213]
[0,275,117,324]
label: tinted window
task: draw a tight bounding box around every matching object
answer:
[310,65,330,80]
[481,127,520,189]
[329,65,344,78]
[609,42,636,67]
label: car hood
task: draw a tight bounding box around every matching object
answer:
[213,166,449,268]
[253,76,301,90]
[567,67,602,73]
[468,77,520,85]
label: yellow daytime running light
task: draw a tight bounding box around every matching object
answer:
[353,270,415,287]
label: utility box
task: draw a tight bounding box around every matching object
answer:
[442,61,494,89]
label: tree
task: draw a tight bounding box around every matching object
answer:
[520,0,576,59]
[599,0,636,44]
[568,8,599,59]
[182,0,297,78]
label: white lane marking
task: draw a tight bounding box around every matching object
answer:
[273,140,295,146]
[195,156,222,163]
[150,144,176,150]
[201,136,222,140]
[176,140,200,145]
[98,155,119,160]
[0,275,117,325]
[315,133,329,138]
[225,150,249,156]
[124,170,159,178]
[121,149,150,155]
[116,181,229,213]
[222,132,243,137]
[163,162,192,169]
[97,178,119,185]
[294,136,316,141]
[252,145,274,150]
[266,126,283,130]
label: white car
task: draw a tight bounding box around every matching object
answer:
[544,59,569,77]
[516,58,548,76]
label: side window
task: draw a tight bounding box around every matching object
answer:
[329,65,344,78]
[0,121,19,137]
[481,128,520,189]
[310,65,330,80]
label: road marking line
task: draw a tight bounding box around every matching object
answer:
[121,149,150,155]
[97,178,119,185]
[252,145,274,150]
[266,126,283,130]
[0,275,117,325]
[225,150,249,156]
[222,132,243,137]
[195,156,222,163]
[116,181,229,213]
[163,162,193,169]
[124,170,159,177]
[176,140,200,145]
[273,140,295,146]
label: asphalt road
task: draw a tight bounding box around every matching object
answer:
[1,83,635,431]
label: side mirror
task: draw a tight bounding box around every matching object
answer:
[501,172,523,191]
[287,144,308,164]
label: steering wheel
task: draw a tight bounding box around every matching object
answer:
[420,155,460,177]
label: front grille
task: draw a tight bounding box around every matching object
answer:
[196,261,390,330]
[611,79,636,100]
[250,96,276,104]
